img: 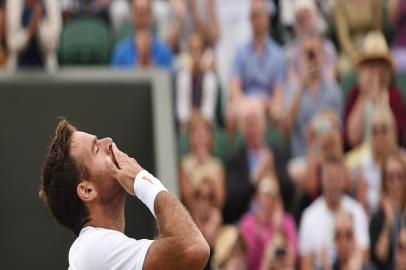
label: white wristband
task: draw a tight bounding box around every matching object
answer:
[134,170,168,218]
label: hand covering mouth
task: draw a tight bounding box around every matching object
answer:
[109,144,120,169]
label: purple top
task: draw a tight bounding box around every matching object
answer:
[394,0,406,47]
[240,211,297,270]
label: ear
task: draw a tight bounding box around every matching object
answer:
[77,181,97,202]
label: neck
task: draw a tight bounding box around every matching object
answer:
[309,78,321,93]
[253,34,267,53]
[248,142,264,152]
[138,55,152,67]
[338,257,350,269]
[84,196,126,233]
[325,196,341,212]
[194,148,209,163]
[390,196,403,211]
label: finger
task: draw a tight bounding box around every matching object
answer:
[105,156,120,177]
[111,143,127,163]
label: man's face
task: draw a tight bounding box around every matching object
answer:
[250,0,270,37]
[242,108,265,150]
[133,0,151,30]
[371,119,393,157]
[296,8,314,33]
[322,163,343,203]
[70,131,123,202]
[334,215,354,261]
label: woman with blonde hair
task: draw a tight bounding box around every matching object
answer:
[344,32,405,149]
[370,152,406,269]
[179,112,225,210]
[357,107,401,215]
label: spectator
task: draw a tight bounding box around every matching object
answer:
[190,175,223,270]
[109,0,132,32]
[165,0,218,53]
[370,152,406,269]
[289,110,351,219]
[176,31,218,128]
[345,31,406,149]
[227,0,285,130]
[334,0,381,77]
[111,0,173,68]
[260,229,295,270]
[223,97,291,224]
[240,177,297,270]
[356,108,400,215]
[6,0,62,72]
[61,0,112,23]
[285,0,337,83]
[0,1,7,67]
[330,211,376,270]
[396,229,406,270]
[299,156,369,270]
[179,113,225,210]
[279,0,333,43]
[283,31,342,159]
[388,0,406,72]
[215,0,252,94]
[212,225,247,270]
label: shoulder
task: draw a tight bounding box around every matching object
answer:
[152,37,173,55]
[300,198,325,225]
[113,36,133,53]
[342,196,367,217]
[69,227,153,270]
[268,38,285,59]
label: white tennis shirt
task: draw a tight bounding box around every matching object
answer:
[68,226,153,270]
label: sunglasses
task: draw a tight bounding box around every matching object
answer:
[335,230,353,240]
[387,171,406,181]
[372,125,389,135]
[398,242,406,251]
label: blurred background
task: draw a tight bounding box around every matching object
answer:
[0,0,406,269]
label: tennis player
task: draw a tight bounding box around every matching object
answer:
[39,119,209,269]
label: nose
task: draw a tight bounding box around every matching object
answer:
[98,137,113,153]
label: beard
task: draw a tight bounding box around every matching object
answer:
[91,168,126,205]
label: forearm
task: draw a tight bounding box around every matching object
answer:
[152,192,210,269]
[206,0,219,44]
[283,85,303,133]
[347,97,366,146]
[375,226,391,261]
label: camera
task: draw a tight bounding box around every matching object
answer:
[274,246,287,258]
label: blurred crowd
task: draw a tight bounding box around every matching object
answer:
[2,0,406,269]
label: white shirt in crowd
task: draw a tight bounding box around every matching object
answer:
[360,154,381,215]
[176,69,218,125]
[68,226,153,270]
[299,195,370,270]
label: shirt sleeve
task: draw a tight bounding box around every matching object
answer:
[231,46,244,79]
[274,52,286,86]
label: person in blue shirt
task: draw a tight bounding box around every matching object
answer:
[111,0,173,69]
[227,0,286,130]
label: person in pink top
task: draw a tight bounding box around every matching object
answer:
[240,175,297,270]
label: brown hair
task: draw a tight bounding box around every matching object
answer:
[188,112,213,152]
[381,151,406,209]
[39,119,89,236]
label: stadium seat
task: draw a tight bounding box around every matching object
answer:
[59,17,112,65]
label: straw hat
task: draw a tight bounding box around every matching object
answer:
[356,31,395,70]
[213,226,242,268]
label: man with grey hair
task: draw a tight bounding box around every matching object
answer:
[223,97,292,224]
